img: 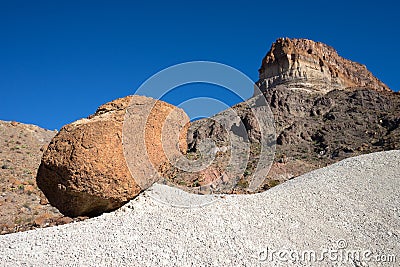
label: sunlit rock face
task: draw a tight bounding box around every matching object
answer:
[256,38,391,93]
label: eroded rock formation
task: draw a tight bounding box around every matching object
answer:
[256,38,391,93]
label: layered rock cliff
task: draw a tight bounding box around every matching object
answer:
[256,38,391,93]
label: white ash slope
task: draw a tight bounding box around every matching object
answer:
[1,150,399,266]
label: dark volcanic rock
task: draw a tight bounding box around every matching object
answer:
[183,87,400,191]
[266,86,400,159]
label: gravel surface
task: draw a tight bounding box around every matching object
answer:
[1,150,399,266]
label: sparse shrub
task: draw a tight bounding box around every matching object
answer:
[14,217,23,225]
[237,178,249,188]
[191,180,200,187]
[268,180,281,188]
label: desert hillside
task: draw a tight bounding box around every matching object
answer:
[0,121,85,234]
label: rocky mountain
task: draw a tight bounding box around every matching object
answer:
[173,38,399,192]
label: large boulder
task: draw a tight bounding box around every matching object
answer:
[37,95,189,217]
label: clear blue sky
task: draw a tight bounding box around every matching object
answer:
[1,0,399,130]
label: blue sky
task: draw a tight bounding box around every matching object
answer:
[1,0,399,130]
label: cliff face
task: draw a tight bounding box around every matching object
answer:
[256,38,391,93]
